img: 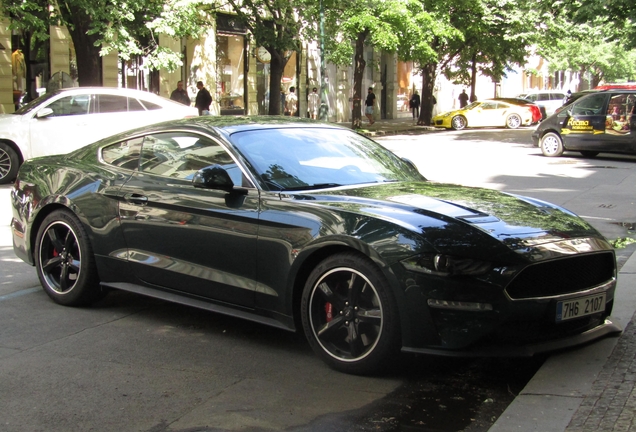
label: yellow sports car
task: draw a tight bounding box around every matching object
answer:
[432,99,533,130]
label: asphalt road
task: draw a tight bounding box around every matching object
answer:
[0,127,634,432]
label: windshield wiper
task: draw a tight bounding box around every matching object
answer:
[283,183,342,191]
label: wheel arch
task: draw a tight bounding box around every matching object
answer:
[289,242,408,345]
[0,138,25,165]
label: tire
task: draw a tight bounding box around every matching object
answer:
[540,132,564,157]
[451,115,467,130]
[0,142,20,184]
[580,151,599,158]
[301,252,400,375]
[505,114,522,129]
[35,209,106,306]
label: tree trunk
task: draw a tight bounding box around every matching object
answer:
[268,50,290,115]
[470,51,477,102]
[418,63,436,126]
[64,14,103,86]
[351,30,368,129]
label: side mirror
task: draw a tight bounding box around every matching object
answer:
[192,165,235,192]
[36,108,54,119]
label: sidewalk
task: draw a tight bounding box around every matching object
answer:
[335,116,440,136]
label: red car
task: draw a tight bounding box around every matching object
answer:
[493,97,543,123]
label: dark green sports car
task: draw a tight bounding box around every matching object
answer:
[11,116,620,374]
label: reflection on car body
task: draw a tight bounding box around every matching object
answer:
[12,116,620,375]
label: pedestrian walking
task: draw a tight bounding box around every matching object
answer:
[409,91,420,120]
[195,81,212,115]
[458,89,469,108]
[308,87,319,119]
[365,87,376,125]
[286,86,298,117]
[170,81,191,106]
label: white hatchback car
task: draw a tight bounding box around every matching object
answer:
[516,90,566,118]
[0,87,198,184]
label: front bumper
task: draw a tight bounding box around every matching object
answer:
[402,318,621,357]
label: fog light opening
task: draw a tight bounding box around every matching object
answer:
[427,299,493,312]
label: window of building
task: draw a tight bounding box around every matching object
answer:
[216,34,245,115]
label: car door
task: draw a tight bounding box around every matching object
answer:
[471,101,504,127]
[560,92,609,151]
[109,131,260,307]
[28,93,96,158]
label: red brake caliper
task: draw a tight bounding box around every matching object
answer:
[325,303,333,322]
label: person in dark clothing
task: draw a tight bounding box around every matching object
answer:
[195,81,212,115]
[410,91,421,119]
[365,87,376,125]
[170,81,191,106]
[458,89,469,108]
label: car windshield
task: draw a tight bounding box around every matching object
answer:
[14,91,60,115]
[229,127,424,191]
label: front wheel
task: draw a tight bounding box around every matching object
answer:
[451,115,467,130]
[505,114,522,129]
[35,210,106,306]
[0,142,20,184]
[540,132,564,157]
[301,252,400,375]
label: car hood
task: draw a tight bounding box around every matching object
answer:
[300,182,601,252]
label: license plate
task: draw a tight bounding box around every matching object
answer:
[556,293,606,322]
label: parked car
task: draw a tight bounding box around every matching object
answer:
[516,90,566,117]
[492,97,543,124]
[12,116,620,374]
[533,90,636,157]
[432,99,533,130]
[0,87,198,184]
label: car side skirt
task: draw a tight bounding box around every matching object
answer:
[102,282,295,332]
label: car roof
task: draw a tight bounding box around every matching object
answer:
[48,87,170,99]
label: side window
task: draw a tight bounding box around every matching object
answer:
[481,102,497,110]
[101,137,144,170]
[139,100,162,111]
[606,94,634,133]
[139,132,253,186]
[571,93,608,116]
[524,94,537,102]
[551,93,565,100]
[128,98,146,111]
[46,95,90,117]
[538,93,550,101]
[97,95,129,113]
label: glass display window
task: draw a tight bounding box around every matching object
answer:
[216,34,246,115]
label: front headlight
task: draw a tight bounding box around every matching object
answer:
[401,254,491,276]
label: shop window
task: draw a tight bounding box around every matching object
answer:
[216,34,245,115]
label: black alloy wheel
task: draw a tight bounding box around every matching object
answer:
[35,210,105,306]
[301,252,400,375]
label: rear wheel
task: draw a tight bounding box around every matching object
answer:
[0,142,20,184]
[451,115,466,130]
[301,252,400,375]
[505,114,522,129]
[580,151,599,158]
[35,210,106,306]
[540,132,564,157]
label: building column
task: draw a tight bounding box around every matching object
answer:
[0,18,13,113]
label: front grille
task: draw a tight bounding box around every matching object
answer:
[506,252,615,299]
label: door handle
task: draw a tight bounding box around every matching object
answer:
[123,193,148,205]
